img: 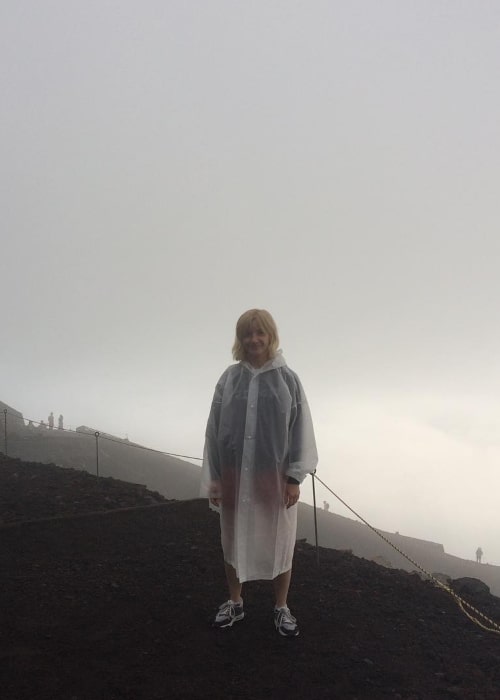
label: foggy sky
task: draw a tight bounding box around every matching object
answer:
[2,1,500,564]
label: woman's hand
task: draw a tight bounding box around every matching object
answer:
[209,480,222,507]
[285,483,300,508]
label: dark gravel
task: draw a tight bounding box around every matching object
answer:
[1,455,500,700]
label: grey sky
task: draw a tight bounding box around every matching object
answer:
[2,1,500,564]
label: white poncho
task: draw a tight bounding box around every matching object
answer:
[201,352,318,583]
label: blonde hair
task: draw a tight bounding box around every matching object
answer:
[232,309,280,361]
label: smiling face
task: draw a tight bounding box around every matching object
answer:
[232,309,279,363]
[242,320,271,367]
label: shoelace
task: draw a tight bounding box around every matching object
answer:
[217,601,239,619]
[276,607,296,627]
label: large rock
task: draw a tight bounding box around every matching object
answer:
[452,577,490,596]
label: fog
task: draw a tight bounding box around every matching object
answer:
[2,1,499,564]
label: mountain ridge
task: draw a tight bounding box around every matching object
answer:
[2,399,500,597]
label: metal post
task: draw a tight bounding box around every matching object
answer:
[312,471,320,566]
[3,409,7,456]
[95,431,100,478]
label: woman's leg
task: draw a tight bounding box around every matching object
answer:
[224,561,243,602]
[273,569,292,608]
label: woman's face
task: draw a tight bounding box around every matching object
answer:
[242,321,271,366]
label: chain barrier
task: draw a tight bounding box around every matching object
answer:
[313,473,500,636]
[2,409,499,635]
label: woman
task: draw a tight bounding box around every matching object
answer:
[201,309,318,637]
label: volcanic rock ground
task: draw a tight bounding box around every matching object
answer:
[1,454,500,700]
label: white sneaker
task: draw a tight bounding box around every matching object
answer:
[274,606,299,637]
[213,600,245,628]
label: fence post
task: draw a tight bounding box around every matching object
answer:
[312,471,320,566]
[3,409,7,456]
[95,431,100,478]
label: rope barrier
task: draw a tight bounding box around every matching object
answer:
[3,408,499,635]
[313,473,500,636]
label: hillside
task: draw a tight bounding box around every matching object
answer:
[1,454,500,699]
[298,505,500,599]
[1,402,201,500]
[2,400,500,599]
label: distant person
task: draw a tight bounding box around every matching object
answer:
[28,420,34,428]
[476,547,483,564]
[323,501,330,512]
[38,420,46,429]
[48,412,54,429]
[58,414,64,430]
[201,309,318,638]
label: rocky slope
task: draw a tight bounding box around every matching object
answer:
[1,454,500,699]
[3,401,500,600]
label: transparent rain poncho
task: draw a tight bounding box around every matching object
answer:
[201,352,318,582]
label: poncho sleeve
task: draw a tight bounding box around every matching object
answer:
[285,372,318,484]
[200,370,227,497]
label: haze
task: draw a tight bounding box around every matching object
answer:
[2,2,499,565]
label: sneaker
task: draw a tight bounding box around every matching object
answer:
[274,606,299,637]
[212,600,245,629]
